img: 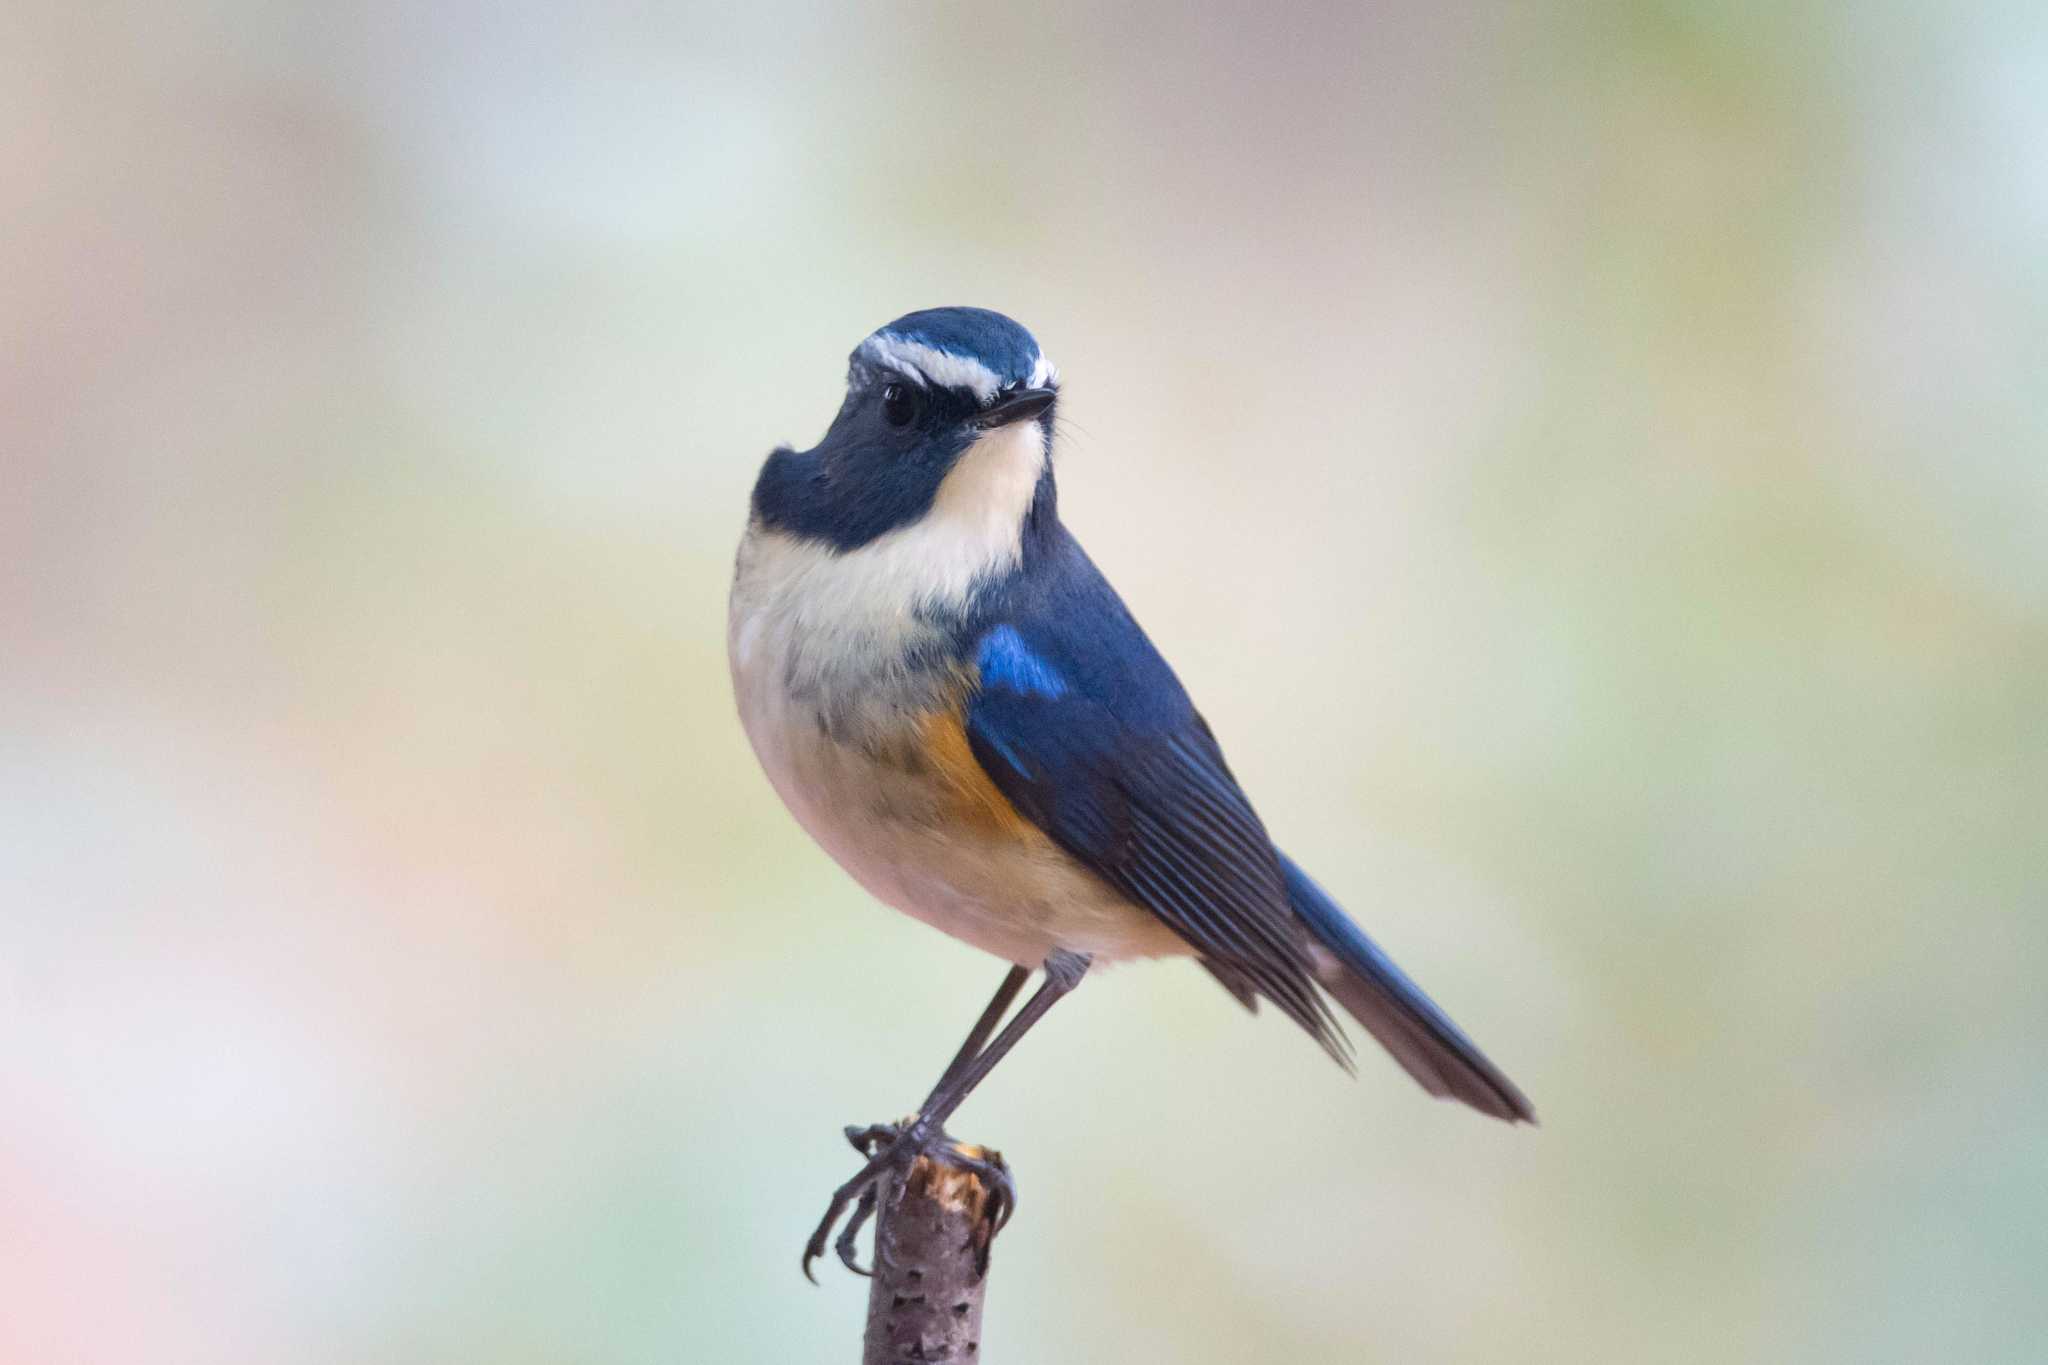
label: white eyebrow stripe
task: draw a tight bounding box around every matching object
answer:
[861,335,1001,400]
[859,334,1057,403]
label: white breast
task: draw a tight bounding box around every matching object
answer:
[727,424,1189,968]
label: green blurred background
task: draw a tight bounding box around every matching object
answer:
[6,2,2046,1360]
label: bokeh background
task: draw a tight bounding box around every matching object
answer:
[7,2,2046,1361]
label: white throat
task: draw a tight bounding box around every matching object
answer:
[907,417,1048,602]
[730,419,1048,694]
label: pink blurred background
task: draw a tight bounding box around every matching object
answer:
[6,2,2046,1360]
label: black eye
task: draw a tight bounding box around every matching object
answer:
[882,382,919,428]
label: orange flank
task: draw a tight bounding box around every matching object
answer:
[915,705,1037,838]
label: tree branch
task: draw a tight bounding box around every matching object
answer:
[861,1145,1005,1364]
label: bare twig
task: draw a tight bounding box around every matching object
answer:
[861,1146,1005,1364]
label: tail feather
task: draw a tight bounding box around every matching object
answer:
[1280,853,1535,1124]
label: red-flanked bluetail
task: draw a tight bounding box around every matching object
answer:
[728,308,1534,1280]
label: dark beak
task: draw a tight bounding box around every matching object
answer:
[978,386,1057,428]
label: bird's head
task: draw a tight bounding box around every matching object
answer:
[751,307,1060,554]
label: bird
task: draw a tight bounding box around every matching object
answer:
[727,307,1534,1279]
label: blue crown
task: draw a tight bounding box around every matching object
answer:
[861,307,1051,393]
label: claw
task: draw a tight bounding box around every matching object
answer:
[834,1182,882,1275]
[801,1123,918,1282]
[801,1165,882,1282]
[940,1145,1014,1276]
[977,1154,1017,1235]
[801,1121,1017,1281]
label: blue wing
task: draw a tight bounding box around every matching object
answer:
[962,534,1347,1061]
[961,529,1536,1121]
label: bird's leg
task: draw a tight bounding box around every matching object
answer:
[908,949,1090,1132]
[934,963,1031,1094]
[803,951,1091,1281]
[815,963,1028,1278]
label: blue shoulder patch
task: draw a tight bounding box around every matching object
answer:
[975,625,1068,699]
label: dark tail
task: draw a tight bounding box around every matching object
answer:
[1280,852,1535,1123]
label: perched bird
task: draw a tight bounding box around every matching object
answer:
[728,307,1533,1278]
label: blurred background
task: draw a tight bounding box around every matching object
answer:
[6,2,2045,1361]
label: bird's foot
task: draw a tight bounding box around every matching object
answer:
[802,1117,1015,1282]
